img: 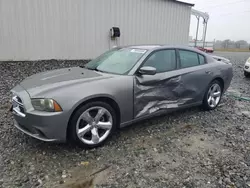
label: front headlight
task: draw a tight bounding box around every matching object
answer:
[31,98,62,112]
[247,58,250,63]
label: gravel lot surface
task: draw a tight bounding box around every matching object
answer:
[0,52,250,188]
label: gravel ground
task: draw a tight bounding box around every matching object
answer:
[0,52,250,188]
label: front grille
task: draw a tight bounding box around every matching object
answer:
[16,96,22,103]
[12,96,23,106]
[12,95,26,115]
[19,106,25,113]
[245,66,249,69]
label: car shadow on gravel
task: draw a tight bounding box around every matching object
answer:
[12,134,83,152]
[119,106,201,132]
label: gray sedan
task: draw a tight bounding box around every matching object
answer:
[11,45,233,148]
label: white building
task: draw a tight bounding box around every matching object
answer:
[0,0,194,61]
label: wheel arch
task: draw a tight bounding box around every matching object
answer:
[66,95,121,140]
[212,77,225,92]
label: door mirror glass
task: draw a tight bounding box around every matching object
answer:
[139,66,157,75]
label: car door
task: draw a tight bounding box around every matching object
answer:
[176,49,213,105]
[134,48,213,119]
[134,49,185,118]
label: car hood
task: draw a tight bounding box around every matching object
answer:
[19,67,112,96]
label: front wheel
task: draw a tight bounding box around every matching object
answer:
[68,101,117,148]
[202,80,223,110]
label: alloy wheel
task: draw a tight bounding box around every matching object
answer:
[207,83,221,108]
[76,106,113,145]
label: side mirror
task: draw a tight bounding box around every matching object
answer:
[139,66,157,75]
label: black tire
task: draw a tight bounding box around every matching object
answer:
[244,71,250,78]
[68,101,117,148]
[202,80,223,111]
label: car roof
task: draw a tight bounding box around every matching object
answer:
[124,45,206,54]
[126,45,162,50]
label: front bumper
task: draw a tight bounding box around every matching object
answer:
[13,119,57,142]
[11,85,68,142]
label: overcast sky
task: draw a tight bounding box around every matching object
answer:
[181,0,250,42]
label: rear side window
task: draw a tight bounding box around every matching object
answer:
[179,50,199,68]
[199,54,206,65]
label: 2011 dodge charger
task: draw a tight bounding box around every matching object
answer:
[10,45,233,148]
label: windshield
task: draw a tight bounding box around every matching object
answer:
[85,48,147,75]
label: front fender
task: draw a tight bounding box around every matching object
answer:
[40,76,135,125]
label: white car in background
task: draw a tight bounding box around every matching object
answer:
[244,57,250,77]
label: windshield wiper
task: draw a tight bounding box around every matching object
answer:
[79,65,95,70]
[94,68,105,73]
[79,65,105,73]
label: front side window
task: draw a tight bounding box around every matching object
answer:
[143,49,176,73]
[179,50,200,68]
[85,48,147,75]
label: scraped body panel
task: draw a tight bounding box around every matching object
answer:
[133,62,222,118]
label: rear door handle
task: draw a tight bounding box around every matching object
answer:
[205,71,212,74]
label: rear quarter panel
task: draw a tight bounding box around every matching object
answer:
[208,60,233,92]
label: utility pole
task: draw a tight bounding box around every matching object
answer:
[195,16,200,47]
[202,19,208,48]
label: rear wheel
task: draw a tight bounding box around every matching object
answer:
[68,101,117,148]
[202,80,222,110]
[244,71,250,78]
